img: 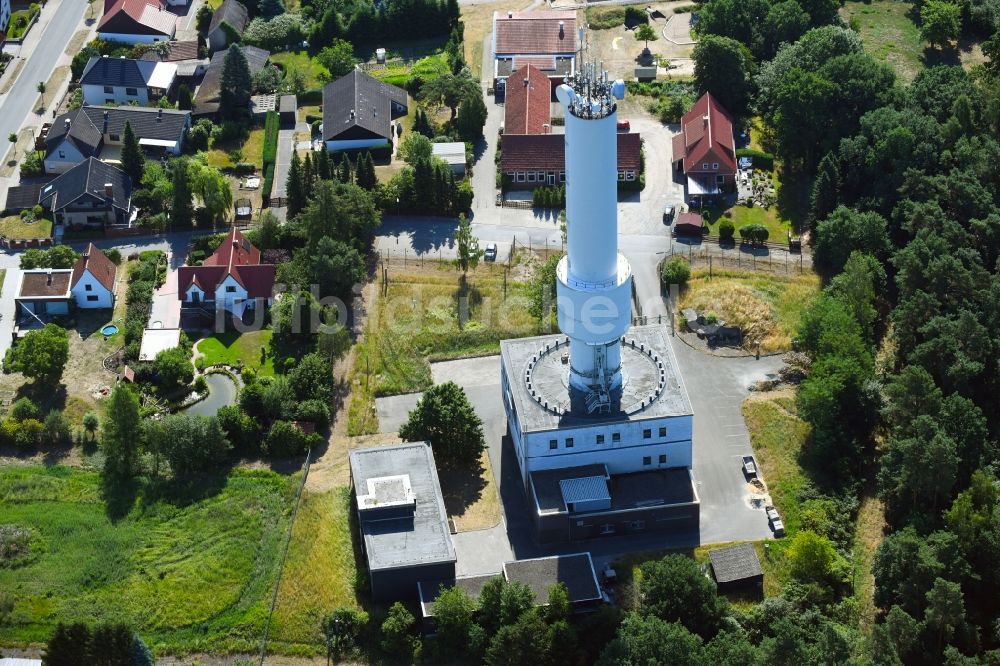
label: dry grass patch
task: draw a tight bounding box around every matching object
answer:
[852,492,886,631]
[678,269,820,352]
[439,451,501,531]
[270,487,360,655]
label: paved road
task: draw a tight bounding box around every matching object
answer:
[0,0,87,161]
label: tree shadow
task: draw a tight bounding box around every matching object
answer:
[437,458,488,523]
[15,381,67,413]
[923,45,962,67]
[775,170,809,234]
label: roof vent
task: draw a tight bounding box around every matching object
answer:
[157,108,163,121]
[507,11,512,18]
[104,183,113,198]
[64,118,71,129]
[350,109,355,121]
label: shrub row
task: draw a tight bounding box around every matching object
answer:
[735,147,774,171]
[532,185,566,208]
[587,6,625,29]
[262,111,279,169]
[262,163,275,205]
[739,223,770,245]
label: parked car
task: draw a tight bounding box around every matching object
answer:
[663,204,675,223]
[765,505,780,523]
[617,120,630,132]
[742,455,757,477]
[484,242,498,262]
[771,518,786,537]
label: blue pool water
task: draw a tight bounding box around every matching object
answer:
[101,325,119,336]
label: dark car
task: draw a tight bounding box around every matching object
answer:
[484,242,498,262]
[663,204,675,223]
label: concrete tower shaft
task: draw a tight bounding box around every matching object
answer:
[554,70,632,412]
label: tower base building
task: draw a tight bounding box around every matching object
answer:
[499,66,698,544]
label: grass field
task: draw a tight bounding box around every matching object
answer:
[205,128,266,170]
[678,269,820,352]
[702,204,792,243]
[0,466,296,654]
[270,51,330,91]
[369,53,449,87]
[348,264,538,435]
[841,1,925,81]
[196,329,275,376]
[0,215,52,240]
[270,487,359,654]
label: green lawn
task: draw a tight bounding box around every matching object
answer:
[0,466,296,653]
[270,487,359,654]
[0,215,53,240]
[702,204,792,243]
[197,329,275,376]
[270,51,330,91]
[369,53,449,87]
[205,128,266,170]
[841,1,925,81]
[7,9,38,40]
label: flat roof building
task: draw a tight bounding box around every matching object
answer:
[349,442,457,602]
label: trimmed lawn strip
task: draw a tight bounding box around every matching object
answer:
[196,329,276,376]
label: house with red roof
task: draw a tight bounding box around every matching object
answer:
[492,10,576,100]
[504,64,552,136]
[71,244,118,309]
[672,92,737,197]
[177,227,275,321]
[97,0,177,45]
[501,133,642,188]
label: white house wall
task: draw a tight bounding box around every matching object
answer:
[82,84,151,107]
[215,275,248,314]
[44,139,87,175]
[72,271,114,308]
[525,436,692,476]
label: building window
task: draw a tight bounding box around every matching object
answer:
[103,86,113,94]
[559,171,566,182]
[617,170,625,181]
[125,87,138,96]
[566,437,574,448]
[643,456,651,466]
[702,162,709,170]
[631,520,646,530]
[596,434,604,444]
[109,133,120,142]
[659,454,667,464]
[712,162,719,170]
[84,284,92,291]
[659,426,666,437]
[625,170,636,181]
[600,524,615,535]
[225,285,236,293]
[86,295,98,302]
[717,175,726,184]
[58,151,65,158]
[527,172,536,182]
[643,429,651,439]
[612,432,621,443]
[516,172,525,182]
[549,439,557,450]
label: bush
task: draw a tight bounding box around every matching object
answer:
[661,256,691,286]
[262,111,279,168]
[735,148,774,171]
[104,248,122,264]
[738,223,769,246]
[624,6,649,25]
[262,163,275,202]
[718,220,735,240]
[233,162,256,175]
[587,6,625,29]
[21,151,44,177]
[265,419,318,457]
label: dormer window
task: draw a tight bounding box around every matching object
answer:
[702,162,709,170]
[712,162,719,170]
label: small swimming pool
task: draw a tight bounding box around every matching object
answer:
[101,325,119,336]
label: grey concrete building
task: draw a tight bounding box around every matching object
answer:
[349,442,457,602]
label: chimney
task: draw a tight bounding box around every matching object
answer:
[104,182,113,198]
[64,118,71,130]
[46,270,52,286]
[523,77,529,86]
[703,114,710,124]
[157,108,163,121]
[559,20,565,37]
[507,11,512,18]
[543,123,550,134]
[350,109,355,121]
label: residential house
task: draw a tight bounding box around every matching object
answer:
[140,40,210,77]
[71,244,118,309]
[492,11,576,101]
[501,132,642,188]
[38,158,135,229]
[177,227,276,320]
[14,269,73,334]
[321,70,408,152]
[207,0,248,53]
[44,106,191,174]
[193,45,270,117]
[503,64,552,135]
[431,142,466,176]
[672,92,737,197]
[97,0,177,44]
[80,56,177,106]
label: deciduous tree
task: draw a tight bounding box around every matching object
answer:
[4,323,69,384]
[454,214,481,273]
[102,384,141,479]
[921,1,962,48]
[398,381,486,466]
[693,35,753,121]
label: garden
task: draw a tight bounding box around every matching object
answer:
[7,5,40,41]
[0,212,53,240]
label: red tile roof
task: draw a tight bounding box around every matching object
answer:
[675,212,704,230]
[504,65,552,135]
[495,10,577,55]
[71,243,117,293]
[502,132,641,172]
[178,227,275,300]
[675,92,736,176]
[98,0,176,37]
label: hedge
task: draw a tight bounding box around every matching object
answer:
[735,148,774,171]
[233,162,256,175]
[298,88,323,105]
[262,111,279,169]
[262,163,275,204]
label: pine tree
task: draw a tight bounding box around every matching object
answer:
[286,151,306,218]
[810,152,841,231]
[170,158,194,228]
[356,151,377,190]
[414,157,433,212]
[177,84,193,110]
[219,44,252,120]
[43,623,92,666]
[316,147,331,180]
[120,121,144,186]
[303,151,314,190]
[413,108,434,138]
[338,153,353,183]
